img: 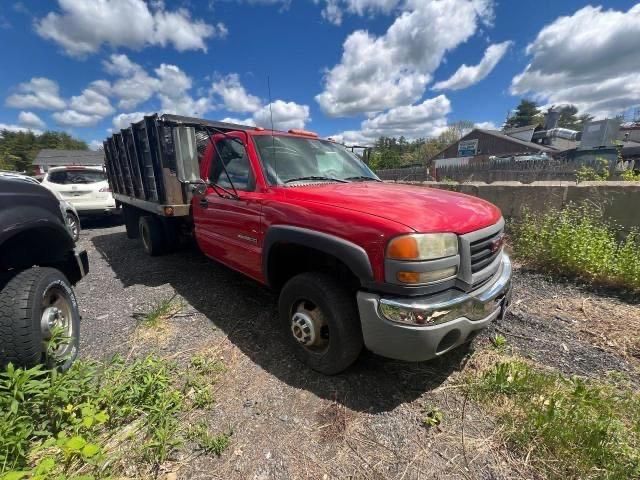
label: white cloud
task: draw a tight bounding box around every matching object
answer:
[211,74,262,113]
[18,111,46,130]
[319,0,401,25]
[252,100,310,130]
[89,139,104,150]
[315,0,494,116]
[474,121,497,130]
[112,112,153,130]
[510,4,640,117]
[155,64,211,117]
[0,123,42,134]
[69,81,114,117]
[104,54,160,109]
[36,0,225,57]
[53,110,102,127]
[5,77,66,110]
[221,117,256,126]
[433,40,512,90]
[331,95,451,145]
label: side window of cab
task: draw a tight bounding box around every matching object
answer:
[209,138,255,191]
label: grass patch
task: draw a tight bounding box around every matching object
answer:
[0,354,228,479]
[512,203,640,291]
[466,358,640,479]
[136,295,183,328]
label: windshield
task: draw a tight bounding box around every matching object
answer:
[253,135,379,185]
[48,170,105,185]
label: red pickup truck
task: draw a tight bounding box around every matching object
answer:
[103,114,512,374]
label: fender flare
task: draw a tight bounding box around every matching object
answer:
[262,225,374,288]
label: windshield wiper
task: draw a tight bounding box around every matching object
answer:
[284,176,349,184]
[344,176,382,182]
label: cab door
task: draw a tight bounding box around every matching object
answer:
[192,132,265,282]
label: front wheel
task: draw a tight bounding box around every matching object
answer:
[139,215,166,256]
[278,272,363,375]
[0,267,80,371]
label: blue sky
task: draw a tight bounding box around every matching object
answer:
[0,0,638,148]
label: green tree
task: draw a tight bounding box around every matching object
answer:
[505,100,543,128]
[0,130,87,172]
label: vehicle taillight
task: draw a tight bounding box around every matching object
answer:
[99,187,111,192]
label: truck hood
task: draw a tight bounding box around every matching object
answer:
[281,182,502,234]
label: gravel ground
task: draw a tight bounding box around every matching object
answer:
[73,220,640,479]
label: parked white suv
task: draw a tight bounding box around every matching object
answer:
[42,166,119,217]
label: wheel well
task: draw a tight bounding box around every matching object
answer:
[267,243,360,292]
[0,227,77,281]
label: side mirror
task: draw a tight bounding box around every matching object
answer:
[173,126,200,183]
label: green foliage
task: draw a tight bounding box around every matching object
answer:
[468,360,640,479]
[186,422,231,456]
[0,355,227,478]
[369,120,477,171]
[505,99,542,128]
[0,130,87,173]
[557,105,593,131]
[491,334,507,350]
[420,406,443,428]
[513,204,640,290]
[620,169,640,181]
[138,297,182,327]
[575,158,610,182]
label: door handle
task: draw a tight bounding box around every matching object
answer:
[199,197,208,208]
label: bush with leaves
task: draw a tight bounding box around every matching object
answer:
[512,203,640,291]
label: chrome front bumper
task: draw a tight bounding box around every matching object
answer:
[356,252,512,362]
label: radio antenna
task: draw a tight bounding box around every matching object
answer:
[268,75,277,184]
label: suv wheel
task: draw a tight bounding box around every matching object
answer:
[139,215,166,256]
[66,211,80,242]
[0,267,80,371]
[278,272,363,375]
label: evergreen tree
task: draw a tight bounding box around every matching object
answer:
[0,130,87,172]
[505,100,542,128]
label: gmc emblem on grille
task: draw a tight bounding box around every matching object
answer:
[490,233,505,253]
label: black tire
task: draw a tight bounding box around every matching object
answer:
[65,211,80,242]
[123,205,139,239]
[139,215,166,256]
[278,272,363,375]
[0,267,80,371]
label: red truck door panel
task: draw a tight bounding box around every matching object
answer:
[193,135,265,282]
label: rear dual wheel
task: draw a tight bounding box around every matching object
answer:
[278,272,363,375]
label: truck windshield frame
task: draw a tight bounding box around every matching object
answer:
[252,135,379,185]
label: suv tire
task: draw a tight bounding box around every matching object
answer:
[65,211,80,242]
[278,272,363,375]
[0,267,80,371]
[139,215,166,256]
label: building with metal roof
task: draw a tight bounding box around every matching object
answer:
[33,149,104,175]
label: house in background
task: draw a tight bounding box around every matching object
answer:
[33,149,104,176]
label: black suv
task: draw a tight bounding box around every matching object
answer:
[0,177,88,370]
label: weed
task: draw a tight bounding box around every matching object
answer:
[186,422,231,456]
[575,157,610,183]
[421,406,443,428]
[491,334,507,350]
[467,359,640,479]
[620,169,640,181]
[512,203,640,291]
[0,354,227,478]
[137,295,182,328]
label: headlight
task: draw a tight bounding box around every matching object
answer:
[387,233,458,261]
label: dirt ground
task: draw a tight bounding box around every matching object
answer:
[75,221,640,479]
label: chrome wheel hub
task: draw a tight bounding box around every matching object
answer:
[291,312,316,346]
[290,300,329,352]
[41,306,67,338]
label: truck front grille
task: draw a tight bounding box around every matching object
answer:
[459,218,505,290]
[469,230,504,273]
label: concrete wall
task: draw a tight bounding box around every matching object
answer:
[398,181,640,230]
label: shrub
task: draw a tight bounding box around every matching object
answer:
[467,360,640,479]
[512,204,640,291]
[0,354,227,479]
[575,157,610,183]
[620,169,640,181]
